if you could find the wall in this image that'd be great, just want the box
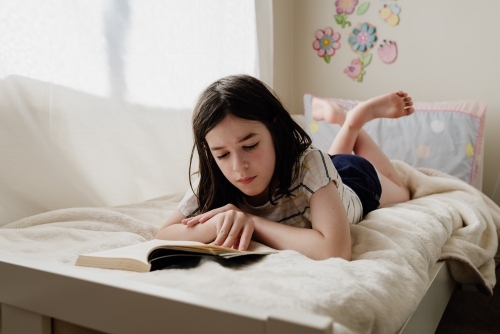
[272,0,294,111]
[273,0,500,205]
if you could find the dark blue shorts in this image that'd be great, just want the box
[330,154,382,217]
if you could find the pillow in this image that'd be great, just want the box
[303,94,487,187]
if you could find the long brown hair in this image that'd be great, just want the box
[189,75,311,214]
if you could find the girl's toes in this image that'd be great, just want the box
[405,106,415,115]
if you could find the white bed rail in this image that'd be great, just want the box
[0,254,332,334]
[398,261,456,334]
[0,255,457,334]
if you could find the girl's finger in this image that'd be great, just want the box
[198,208,222,223]
[183,209,215,226]
[221,215,243,248]
[213,214,232,246]
[198,214,211,223]
[238,223,253,251]
[231,238,240,250]
[221,225,240,248]
[182,215,200,224]
[199,205,237,224]
[182,215,202,226]
[184,219,200,227]
[186,205,237,226]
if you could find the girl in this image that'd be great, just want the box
[155,75,414,261]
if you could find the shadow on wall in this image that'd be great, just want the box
[104,0,130,101]
[0,75,194,225]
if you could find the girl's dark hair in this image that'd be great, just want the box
[189,74,312,214]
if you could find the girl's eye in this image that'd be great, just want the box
[216,152,229,160]
[215,143,258,160]
[243,142,259,151]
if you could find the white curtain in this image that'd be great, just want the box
[0,0,273,224]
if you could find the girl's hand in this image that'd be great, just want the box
[209,210,254,251]
[182,204,241,227]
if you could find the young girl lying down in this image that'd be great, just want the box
[155,75,414,260]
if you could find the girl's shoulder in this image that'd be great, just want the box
[299,146,331,166]
[297,146,336,179]
[295,146,338,198]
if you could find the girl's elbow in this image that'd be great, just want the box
[340,250,352,261]
[339,247,352,261]
[329,251,351,261]
[320,246,351,261]
[154,228,164,239]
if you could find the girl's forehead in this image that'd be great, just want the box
[216,115,264,130]
[205,115,268,143]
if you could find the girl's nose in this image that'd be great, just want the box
[233,154,249,172]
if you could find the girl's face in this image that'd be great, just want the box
[205,115,276,206]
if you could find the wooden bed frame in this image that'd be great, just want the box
[0,116,483,334]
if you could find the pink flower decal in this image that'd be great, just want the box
[378,40,398,64]
[335,0,359,15]
[334,0,358,27]
[312,28,341,64]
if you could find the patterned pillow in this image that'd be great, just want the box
[303,94,487,186]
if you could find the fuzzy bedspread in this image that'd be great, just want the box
[1,161,499,334]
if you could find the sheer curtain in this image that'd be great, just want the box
[0,0,273,224]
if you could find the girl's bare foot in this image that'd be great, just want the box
[311,97,348,125]
[346,91,414,128]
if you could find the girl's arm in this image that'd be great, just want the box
[154,209,218,244]
[168,181,351,259]
[155,207,255,250]
[252,181,352,261]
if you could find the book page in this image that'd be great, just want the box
[76,239,278,271]
[79,239,209,263]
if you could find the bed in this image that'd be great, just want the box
[0,78,499,334]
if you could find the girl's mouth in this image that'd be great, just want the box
[238,176,256,184]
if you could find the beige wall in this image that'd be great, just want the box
[272,0,294,111]
[273,0,500,205]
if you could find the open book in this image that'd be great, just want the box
[75,239,277,272]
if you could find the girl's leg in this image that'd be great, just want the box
[311,92,414,206]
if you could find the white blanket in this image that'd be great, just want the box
[1,161,499,334]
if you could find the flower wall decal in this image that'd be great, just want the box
[336,0,358,14]
[378,40,398,64]
[334,0,358,28]
[312,27,341,63]
[348,22,377,53]
[312,1,403,82]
